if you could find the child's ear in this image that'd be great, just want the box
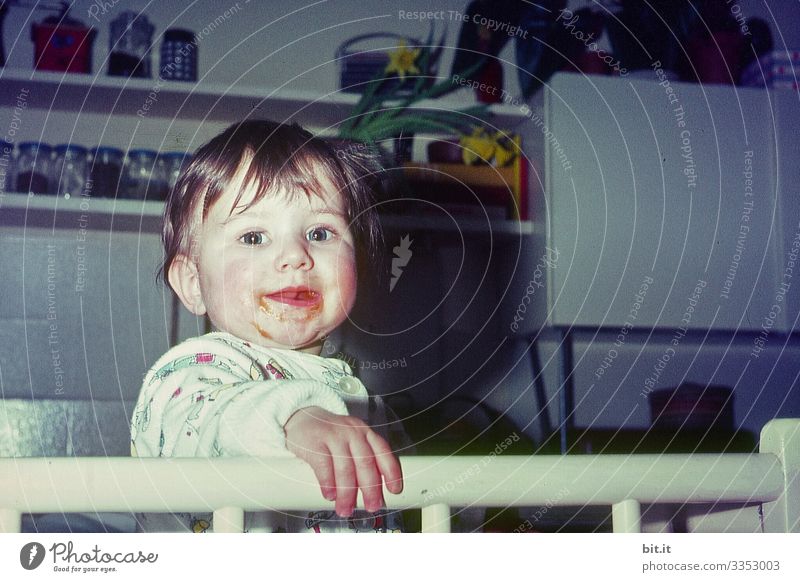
[168,254,207,316]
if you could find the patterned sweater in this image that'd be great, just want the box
[131,332,405,532]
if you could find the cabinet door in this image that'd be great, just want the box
[546,73,786,332]
[0,224,172,401]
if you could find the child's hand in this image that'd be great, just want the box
[284,406,403,517]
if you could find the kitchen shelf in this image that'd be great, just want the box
[0,191,163,217]
[0,192,534,236]
[0,69,537,235]
[0,68,529,128]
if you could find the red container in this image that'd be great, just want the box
[649,383,734,431]
[32,14,95,73]
[687,31,745,85]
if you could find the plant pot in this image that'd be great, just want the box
[427,138,463,164]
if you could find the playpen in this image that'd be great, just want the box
[0,418,797,533]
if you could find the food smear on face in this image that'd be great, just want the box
[253,322,273,339]
[256,289,323,325]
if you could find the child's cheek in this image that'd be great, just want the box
[223,258,257,302]
[336,246,358,312]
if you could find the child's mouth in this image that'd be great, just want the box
[253,288,324,340]
[262,287,321,307]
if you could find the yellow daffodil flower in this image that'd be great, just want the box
[460,128,496,165]
[385,40,421,79]
[493,132,518,167]
[460,128,518,166]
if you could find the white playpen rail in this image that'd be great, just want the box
[1,419,798,533]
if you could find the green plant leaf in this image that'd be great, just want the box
[420,56,489,101]
[361,111,476,141]
[339,30,494,142]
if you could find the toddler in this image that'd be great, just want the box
[130,120,404,532]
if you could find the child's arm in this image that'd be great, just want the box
[284,407,403,517]
[133,368,348,458]
[131,341,403,515]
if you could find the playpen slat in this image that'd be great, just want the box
[421,504,451,533]
[759,418,800,532]
[0,454,785,514]
[213,507,245,533]
[0,508,22,533]
[612,499,641,533]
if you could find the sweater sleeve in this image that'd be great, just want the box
[131,342,350,458]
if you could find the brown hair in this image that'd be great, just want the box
[160,119,384,284]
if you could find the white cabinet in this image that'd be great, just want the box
[513,73,800,440]
[545,73,800,333]
[0,229,170,400]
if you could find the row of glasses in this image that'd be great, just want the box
[7,142,190,200]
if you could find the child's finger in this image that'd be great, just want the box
[307,447,337,501]
[329,442,358,517]
[367,430,403,494]
[348,437,385,513]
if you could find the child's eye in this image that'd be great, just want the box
[306,227,335,243]
[239,231,267,245]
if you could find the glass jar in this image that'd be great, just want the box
[0,140,13,195]
[53,144,88,199]
[108,11,154,78]
[148,152,170,201]
[16,142,53,194]
[89,146,124,198]
[122,149,158,200]
[157,151,191,198]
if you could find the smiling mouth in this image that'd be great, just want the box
[263,288,321,307]
[256,288,323,327]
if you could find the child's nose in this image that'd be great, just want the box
[275,238,313,271]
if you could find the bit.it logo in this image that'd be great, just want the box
[390,234,413,292]
[20,542,46,570]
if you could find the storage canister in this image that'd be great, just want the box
[0,140,13,195]
[122,149,158,200]
[158,151,191,197]
[160,29,197,81]
[89,146,124,198]
[16,142,52,194]
[108,11,154,78]
[53,144,89,199]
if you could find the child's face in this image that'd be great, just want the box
[174,164,357,354]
